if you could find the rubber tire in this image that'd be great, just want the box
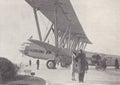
[46,60,56,69]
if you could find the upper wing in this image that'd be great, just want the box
[25,0,91,44]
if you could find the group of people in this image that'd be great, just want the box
[71,49,88,83]
[29,59,40,70]
[95,58,107,70]
[95,57,119,71]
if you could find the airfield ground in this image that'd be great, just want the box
[19,60,120,85]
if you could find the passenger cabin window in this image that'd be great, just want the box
[29,49,44,54]
[46,51,51,54]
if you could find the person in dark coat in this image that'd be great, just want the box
[29,59,31,66]
[75,50,88,83]
[115,58,119,70]
[36,59,40,70]
[101,58,107,70]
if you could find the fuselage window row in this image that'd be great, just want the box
[26,49,51,54]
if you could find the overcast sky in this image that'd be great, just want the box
[0,0,120,63]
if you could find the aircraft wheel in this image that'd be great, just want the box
[46,60,56,69]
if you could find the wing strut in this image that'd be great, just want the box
[60,25,70,46]
[54,3,58,48]
[84,43,87,50]
[44,24,53,42]
[33,8,42,41]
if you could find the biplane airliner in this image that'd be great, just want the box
[19,0,114,69]
[20,41,119,69]
[20,0,120,69]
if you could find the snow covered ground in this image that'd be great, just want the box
[19,60,120,85]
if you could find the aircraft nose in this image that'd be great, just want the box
[19,49,28,55]
[19,49,24,54]
[20,42,30,55]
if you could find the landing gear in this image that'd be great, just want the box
[60,56,72,68]
[46,60,56,69]
[60,63,70,68]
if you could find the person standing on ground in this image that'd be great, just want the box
[115,58,119,70]
[102,58,107,70]
[75,50,88,83]
[36,59,40,70]
[71,52,77,81]
[29,59,31,66]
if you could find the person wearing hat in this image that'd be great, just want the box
[75,50,88,83]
